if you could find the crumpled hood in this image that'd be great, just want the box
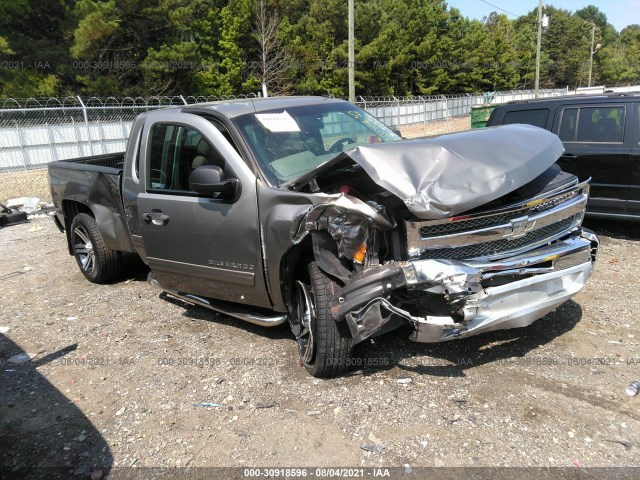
[343,124,565,220]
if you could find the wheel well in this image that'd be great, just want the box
[280,237,313,315]
[62,200,94,255]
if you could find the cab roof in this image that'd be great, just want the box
[181,96,349,118]
[505,91,640,106]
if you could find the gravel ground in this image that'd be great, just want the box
[1,216,639,478]
[0,169,51,204]
[400,117,470,138]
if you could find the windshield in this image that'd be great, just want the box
[232,102,401,185]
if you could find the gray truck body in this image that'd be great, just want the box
[48,96,599,353]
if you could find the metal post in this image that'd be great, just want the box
[348,0,355,103]
[76,96,94,156]
[13,120,28,171]
[534,0,543,98]
[97,119,105,155]
[588,23,596,87]
[71,117,81,157]
[45,122,59,162]
[120,117,128,144]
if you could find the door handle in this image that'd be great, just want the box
[560,153,577,162]
[143,212,169,226]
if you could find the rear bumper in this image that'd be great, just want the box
[334,228,598,344]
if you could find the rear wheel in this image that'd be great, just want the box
[291,262,353,378]
[70,213,122,283]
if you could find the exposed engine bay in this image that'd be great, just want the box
[286,125,599,344]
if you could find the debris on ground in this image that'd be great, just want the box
[625,381,640,397]
[0,203,28,227]
[6,352,37,364]
[6,197,41,213]
[360,442,385,454]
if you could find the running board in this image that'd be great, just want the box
[148,273,288,327]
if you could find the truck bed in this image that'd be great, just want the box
[48,151,135,254]
[48,152,125,173]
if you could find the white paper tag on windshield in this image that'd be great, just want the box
[255,111,300,132]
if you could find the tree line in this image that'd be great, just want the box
[0,0,638,98]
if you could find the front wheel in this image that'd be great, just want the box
[291,262,353,378]
[70,213,122,284]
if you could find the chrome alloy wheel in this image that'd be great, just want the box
[72,226,95,273]
[294,280,316,365]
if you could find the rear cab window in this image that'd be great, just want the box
[501,108,549,128]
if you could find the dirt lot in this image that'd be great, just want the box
[399,116,470,139]
[0,169,52,205]
[1,213,640,478]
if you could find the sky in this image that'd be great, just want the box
[446,0,640,32]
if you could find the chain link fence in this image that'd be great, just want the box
[0,89,568,203]
[0,95,257,203]
[356,89,568,126]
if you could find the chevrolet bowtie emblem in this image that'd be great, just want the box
[504,216,536,240]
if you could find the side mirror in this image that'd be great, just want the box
[391,128,403,139]
[189,165,240,199]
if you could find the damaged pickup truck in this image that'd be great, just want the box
[48,96,599,377]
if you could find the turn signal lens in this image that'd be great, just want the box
[353,243,367,264]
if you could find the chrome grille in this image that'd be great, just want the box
[418,189,579,238]
[405,180,590,261]
[417,216,578,260]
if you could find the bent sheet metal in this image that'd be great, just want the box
[343,124,565,219]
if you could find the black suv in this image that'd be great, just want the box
[487,93,640,220]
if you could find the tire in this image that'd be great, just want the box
[292,262,353,378]
[70,213,122,284]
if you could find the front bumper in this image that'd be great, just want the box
[334,228,599,344]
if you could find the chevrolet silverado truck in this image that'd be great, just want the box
[48,96,599,378]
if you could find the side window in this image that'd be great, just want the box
[134,128,143,179]
[559,108,578,142]
[320,111,373,147]
[502,109,549,128]
[147,124,223,193]
[560,106,625,143]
